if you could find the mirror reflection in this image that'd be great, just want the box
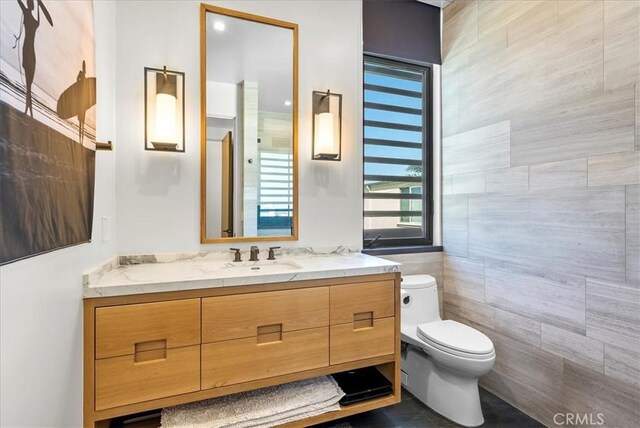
[202,8,296,242]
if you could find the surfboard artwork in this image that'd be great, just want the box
[0,0,97,265]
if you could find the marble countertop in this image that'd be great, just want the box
[83,248,400,298]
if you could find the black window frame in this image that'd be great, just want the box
[363,54,433,250]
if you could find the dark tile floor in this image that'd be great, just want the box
[315,388,544,428]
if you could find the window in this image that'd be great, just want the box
[258,151,293,236]
[363,55,432,248]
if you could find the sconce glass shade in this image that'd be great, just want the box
[312,90,342,161]
[144,67,185,152]
[155,93,177,143]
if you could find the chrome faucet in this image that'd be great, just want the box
[249,246,259,262]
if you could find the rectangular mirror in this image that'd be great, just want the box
[200,4,298,243]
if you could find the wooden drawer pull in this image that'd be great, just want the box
[134,348,167,363]
[134,340,167,362]
[353,312,373,329]
[257,324,282,344]
[135,339,167,353]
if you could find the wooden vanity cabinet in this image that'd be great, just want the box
[83,273,401,427]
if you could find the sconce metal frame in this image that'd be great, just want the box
[144,66,186,152]
[312,89,342,161]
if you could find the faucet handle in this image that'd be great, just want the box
[268,246,281,260]
[230,248,242,262]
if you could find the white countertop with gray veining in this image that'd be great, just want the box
[83,248,399,298]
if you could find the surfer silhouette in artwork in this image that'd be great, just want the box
[15,0,53,117]
[57,60,96,145]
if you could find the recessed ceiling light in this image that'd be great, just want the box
[284,100,292,106]
[213,21,225,32]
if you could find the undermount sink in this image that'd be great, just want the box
[220,260,302,274]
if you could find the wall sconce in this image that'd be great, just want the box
[144,66,185,152]
[312,90,342,161]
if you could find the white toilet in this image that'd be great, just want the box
[400,274,495,427]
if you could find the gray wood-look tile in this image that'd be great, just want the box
[540,0,604,104]
[382,252,443,287]
[588,152,640,187]
[494,307,541,347]
[481,330,564,427]
[530,158,587,190]
[563,360,640,428]
[443,0,478,60]
[466,25,508,74]
[469,187,626,282]
[604,1,640,91]
[443,254,485,301]
[442,73,460,138]
[444,292,495,329]
[485,166,529,193]
[442,49,466,138]
[586,278,640,352]
[452,172,485,194]
[443,121,510,176]
[442,175,453,195]
[604,344,640,388]
[510,87,635,166]
[627,185,639,286]
[507,0,558,48]
[485,259,586,334]
[541,323,604,372]
[636,83,640,150]
[443,1,639,426]
[458,37,513,133]
[443,194,468,255]
[477,0,546,40]
[557,0,601,20]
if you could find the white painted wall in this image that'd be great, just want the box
[114,0,364,253]
[207,81,236,118]
[0,1,117,426]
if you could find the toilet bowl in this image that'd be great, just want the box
[400,275,495,427]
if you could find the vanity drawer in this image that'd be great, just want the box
[330,317,395,365]
[95,345,200,410]
[201,327,329,389]
[95,299,200,359]
[330,280,395,325]
[202,287,329,343]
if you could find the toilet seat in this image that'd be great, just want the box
[417,320,494,359]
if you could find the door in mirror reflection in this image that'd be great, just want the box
[201,5,298,243]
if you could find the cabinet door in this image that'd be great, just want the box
[202,287,329,343]
[95,299,201,359]
[201,327,329,389]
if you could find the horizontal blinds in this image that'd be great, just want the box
[363,56,429,244]
[258,152,293,223]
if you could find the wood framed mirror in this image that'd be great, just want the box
[200,4,298,243]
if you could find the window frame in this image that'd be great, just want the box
[362,54,434,249]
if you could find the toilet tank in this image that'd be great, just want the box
[401,275,441,326]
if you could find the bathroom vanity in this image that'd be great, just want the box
[83,252,401,427]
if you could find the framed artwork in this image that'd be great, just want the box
[0,0,97,265]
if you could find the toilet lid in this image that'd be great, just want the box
[417,320,494,355]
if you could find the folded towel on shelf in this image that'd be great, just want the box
[161,376,345,428]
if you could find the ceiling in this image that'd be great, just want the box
[417,0,453,8]
[205,11,294,115]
